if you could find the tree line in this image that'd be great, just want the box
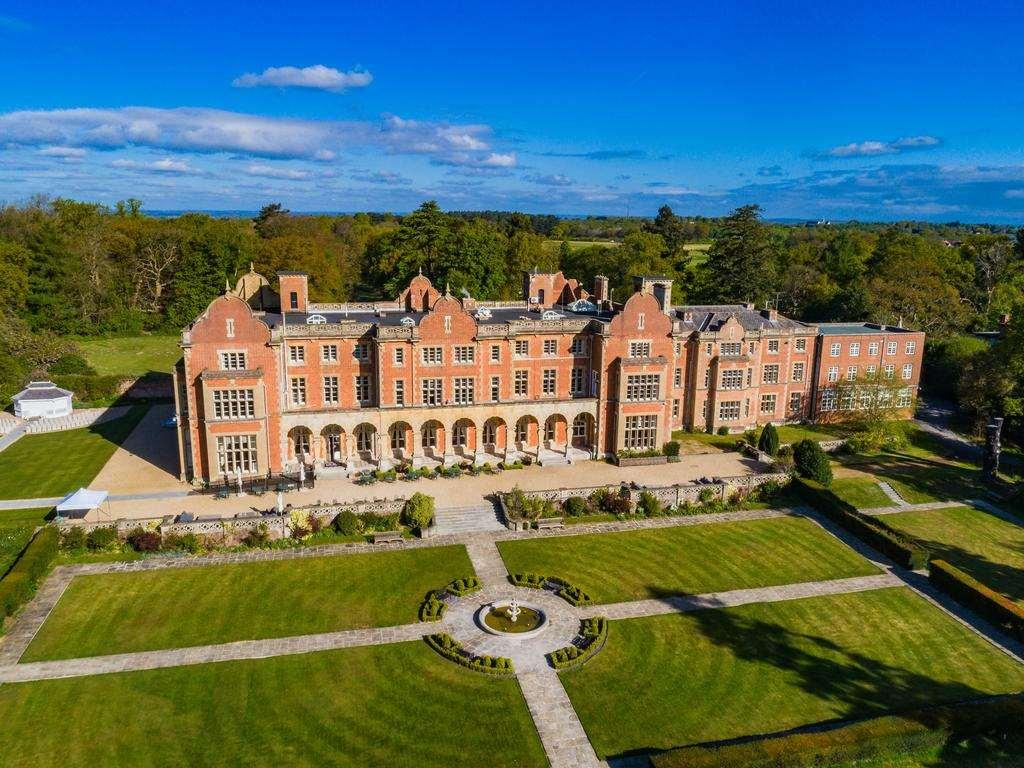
[0,197,1021,433]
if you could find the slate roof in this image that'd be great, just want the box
[12,381,73,402]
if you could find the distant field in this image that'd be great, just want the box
[542,239,621,252]
[75,335,181,377]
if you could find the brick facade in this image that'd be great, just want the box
[173,268,925,482]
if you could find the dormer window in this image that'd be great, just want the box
[400,316,415,327]
[475,307,493,319]
[306,314,327,325]
[541,310,562,320]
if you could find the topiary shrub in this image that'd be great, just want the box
[757,423,780,456]
[562,496,590,518]
[403,492,435,532]
[717,426,730,435]
[793,439,833,486]
[663,440,680,458]
[50,353,96,376]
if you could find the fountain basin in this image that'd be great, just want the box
[476,601,549,639]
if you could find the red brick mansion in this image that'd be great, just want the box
[172,267,924,483]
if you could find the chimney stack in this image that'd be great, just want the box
[593,275,609,303]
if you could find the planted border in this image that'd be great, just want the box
[792,478,929,569]
[0,526,58,621]
[549,616,608,670]
[930,559,1024,641]
[651,695,1024,768]
[424,632,515,676]
[509,572,593,606]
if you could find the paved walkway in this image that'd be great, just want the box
[877,480,908,507]
[859,499,965,516]
[518,667,603,768]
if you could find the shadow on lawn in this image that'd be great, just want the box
[839,450,982,503]
[916,535,1024,605]
[607,597,998,765]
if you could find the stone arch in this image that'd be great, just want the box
[421,419,446,458]
[452,417,476,458]
[320,425,345,464]
[353,423,377,462]
[515,415,539,451]
[288,426,313,462]
[571,413,595,448]
[544,414,568,447]
[481,416,507,453]
[388,421,413,460]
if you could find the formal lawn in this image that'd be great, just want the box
[0,641,548,768]
[0,406,148,500]
[881,505,1024,604]
[561,588,1024,758]
[836,428,983,505]
[496,517,878,604]
[0,507,51,576]
[23,545,474,661]
[75,334,181,377]
[829,478,892,509]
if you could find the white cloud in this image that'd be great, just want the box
[1005,189,1024,199]
[0,106,502,165]
[243,163,311,180]
[350,170,412,185]
[37,146,86,158]
[111,157,197,174]
[232,65,372,92]
[823,135,941,158]
[523,172,573,187]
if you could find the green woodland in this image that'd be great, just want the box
[1,198,1022,437]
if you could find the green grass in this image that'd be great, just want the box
[74,334,181,377]
[0,640,548,768]
[776,424,845,444]
[881,505,1024,605]
[671,430,739,451]
[23,545,474,661]
[829,478,893,509]
[561,588,1024,758]
[0,406,148,500]
[497,516,879,604]
[541,238,621,252]
[0,507,51,576]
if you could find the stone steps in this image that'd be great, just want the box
[433,504,506,534]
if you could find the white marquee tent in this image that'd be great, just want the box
[55,488,109,520]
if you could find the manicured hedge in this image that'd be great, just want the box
[549,616,608,670]
[930,559,1024,642]
[509,573,593,606]
[651,695,1024,768]
[0,526,59,619]
[792,478,929,569]
[418,592,447,622]
[51,374,127,404]
[424,633,515,676]
[446,576,481,596]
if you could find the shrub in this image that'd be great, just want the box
[161,532,202,554]
[360,511,400,532]
[86,526,119,552]
[0,526,59,618]
[651,695,1024,768]
[51,374,125,404]
[930,559,1024,641]
[242,522,270,547]
[793,439,832,486]
[126,528,162,552]
[50,353,96,376]
[549,617,608,669]
[663,440,681,457]
[716,426,730,435]
[556,583,593,606]
[424,633,514,676]
[446,576,481,596]
[403,492,435,532]
[60,526,87,553]
[502,487,558,521]
[333,510,362,536]
[509,572,547,589]
[562,496,590,518]
[697,487,716,504]
[419,592,446,622]
[758,423,780,456]
[638,490,663,517]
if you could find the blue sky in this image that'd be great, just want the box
[2,0,1023,221]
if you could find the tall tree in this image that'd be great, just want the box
[702,205,778,306]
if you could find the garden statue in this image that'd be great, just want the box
[982,417,1003,481]
[507,598,521,624]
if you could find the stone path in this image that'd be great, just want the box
[0,623,426,684]
[462,536,512,587]
[518,667,603,768]
[877,480,909,507]
[860,499,967,516]
[0,567,75,665]
[596,573,904,620]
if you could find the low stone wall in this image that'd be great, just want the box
[500,472,791,527]
[24,405,133,434]
[55,496,408,544]
[613,455,668,467]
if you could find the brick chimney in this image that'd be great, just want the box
[593,275,609,303]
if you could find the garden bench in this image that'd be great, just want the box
[537,517,565,530]
[372,531,404,544]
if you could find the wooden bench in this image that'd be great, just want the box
[537,517,565,531]
[372,531,404,544]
